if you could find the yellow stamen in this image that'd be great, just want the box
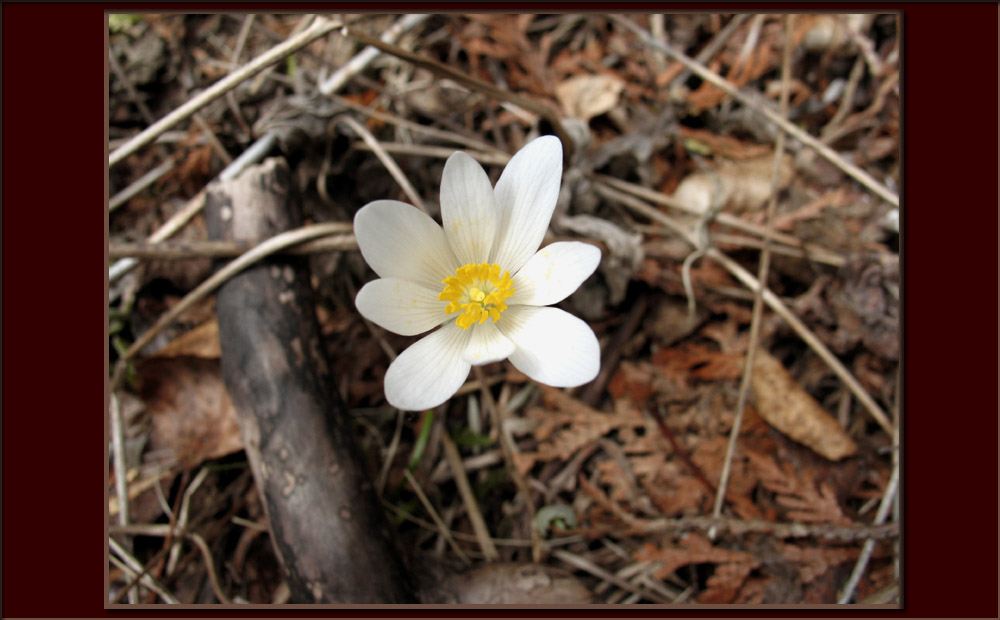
[437,262,516,329]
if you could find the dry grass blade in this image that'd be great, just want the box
[336,115,427,212]
[706,248,892,433]
[441,432,500,562]
[403,469,472,566]
[110,16,342,167]
[473,366,544,563]
[596,175,846,267]
[710,14,795,536]
[605,181,892,433]
[550,549,673,604]
[109,537,180,604]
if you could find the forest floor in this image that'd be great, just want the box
[108,13,900,605]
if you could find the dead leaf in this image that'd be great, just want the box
[698,561,755,604]
[751,351,857,460]
[747,451,851,525]
[671,154,794,214]
[138,356,243,468]
[555,74,625,121]
[635,532,758,581]
[679,128,772,160]
[781,544,859,583]
[148,319,220,359]
[513,387,647,476]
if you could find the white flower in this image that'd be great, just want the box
[354,136,601,411]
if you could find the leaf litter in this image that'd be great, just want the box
[109,13,900,605]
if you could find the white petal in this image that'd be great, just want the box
[384,325,472,411]
[355,278,448,337]
[440,151,498,265]
[509,242,601,307]
[463,320,516,365]
[498,306,600,387]
[490,136,563,274]
[354,200,459,291]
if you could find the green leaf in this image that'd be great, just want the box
[109,14,142,33]
[452,426,494,449]
[406,410,434,472]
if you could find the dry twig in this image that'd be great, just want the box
[611,15,899,207]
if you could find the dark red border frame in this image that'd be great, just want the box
[2,2,996,618]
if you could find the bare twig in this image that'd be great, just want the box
[122,222,348,360]
[838,463,900,603]
[191,113,234,165]
[109,231,355,259]
[353,141,510,166]
[320,13,429,94]
[339,24,574,160]
[821,56,866,142]
[109,524,233,604]
[667,13,752,90]
[611,15,899,207]
[110,16,341,167]
[109,47,155,125]
[330,94,506,156]
[706,248,892,433]
[710,14,795,538]
[109,130,278,287]
[635,515,899,542]
[109,537,180,604]
[109,158,176,213]
[166,467,209,575]
[336,115,426,212]
[595,175,846,267]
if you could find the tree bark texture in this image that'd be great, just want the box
[203,158,416,603]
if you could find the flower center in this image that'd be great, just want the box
[438,262,516,329]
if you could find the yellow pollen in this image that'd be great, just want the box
[438,262,515,329]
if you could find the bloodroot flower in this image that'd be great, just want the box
[354,136,600,411]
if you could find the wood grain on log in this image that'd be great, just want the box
[204,158,416,603]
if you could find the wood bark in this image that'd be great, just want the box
[203,158,416,603]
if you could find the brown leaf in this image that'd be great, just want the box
[634,532,758,581]
[514,388,647,475]
[698,562,755,604]
[747,451,851,525]
[781,544,859,583]
[555,74,625,121]
[751,351,857,460]
[671,154,794,215]
[148,319,220,359]
[679,128,773,160]
[138,356,243,468]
